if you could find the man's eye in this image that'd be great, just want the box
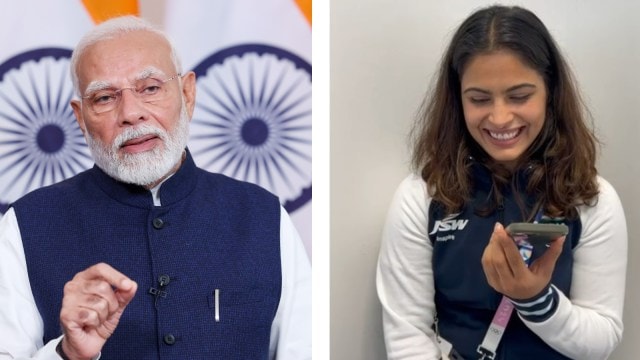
[140,85,161,95]
[92,94,117,104]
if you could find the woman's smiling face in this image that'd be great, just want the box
[460,50,547,170]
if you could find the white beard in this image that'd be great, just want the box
[85,106,190,187]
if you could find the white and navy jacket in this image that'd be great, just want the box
[377,165,627,360]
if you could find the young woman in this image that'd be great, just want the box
[376,5,627,360]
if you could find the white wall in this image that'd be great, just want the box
[331,1,640,359]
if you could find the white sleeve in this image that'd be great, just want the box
[0,208,63,360]
[520,176,627,359]
[376,174,441,360]
[269,206,311,360]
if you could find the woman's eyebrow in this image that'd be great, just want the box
[462,83,537,94]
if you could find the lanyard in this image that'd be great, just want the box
[476,213,540,359]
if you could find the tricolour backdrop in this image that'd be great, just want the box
[165,0,312,258]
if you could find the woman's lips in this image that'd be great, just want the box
[484,127,523,147]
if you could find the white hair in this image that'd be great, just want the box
[70,15,183,96]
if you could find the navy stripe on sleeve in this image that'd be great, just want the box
[509,285,559,322]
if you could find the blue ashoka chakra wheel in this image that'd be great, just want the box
[189,44,312,213]
[0,48,93,214]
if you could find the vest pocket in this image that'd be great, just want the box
[207,287,279,328]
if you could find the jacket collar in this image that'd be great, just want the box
[89,148,199,208]
[469,157,535,192]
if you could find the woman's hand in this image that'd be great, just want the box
[481,222,565,300]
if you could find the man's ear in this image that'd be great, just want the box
[181,71,197,120]
[70,100,86,134]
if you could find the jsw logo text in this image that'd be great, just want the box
[429,218,469,235]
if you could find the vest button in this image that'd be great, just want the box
[158,274,170,286]
[164,334,176,345]
[152,218,164,229]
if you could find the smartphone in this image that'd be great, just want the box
[505,222,568,246]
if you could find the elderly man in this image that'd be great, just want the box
[0,16,310,360]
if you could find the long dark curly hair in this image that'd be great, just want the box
[411,5,599,219]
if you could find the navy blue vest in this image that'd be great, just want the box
[13,151,281,359]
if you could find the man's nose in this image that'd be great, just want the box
[117,88,148,126]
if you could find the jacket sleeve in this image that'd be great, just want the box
[520,176,627,359]
[376,174,441,360]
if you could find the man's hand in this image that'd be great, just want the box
[481,222,564,300]
[59,263,137,360]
